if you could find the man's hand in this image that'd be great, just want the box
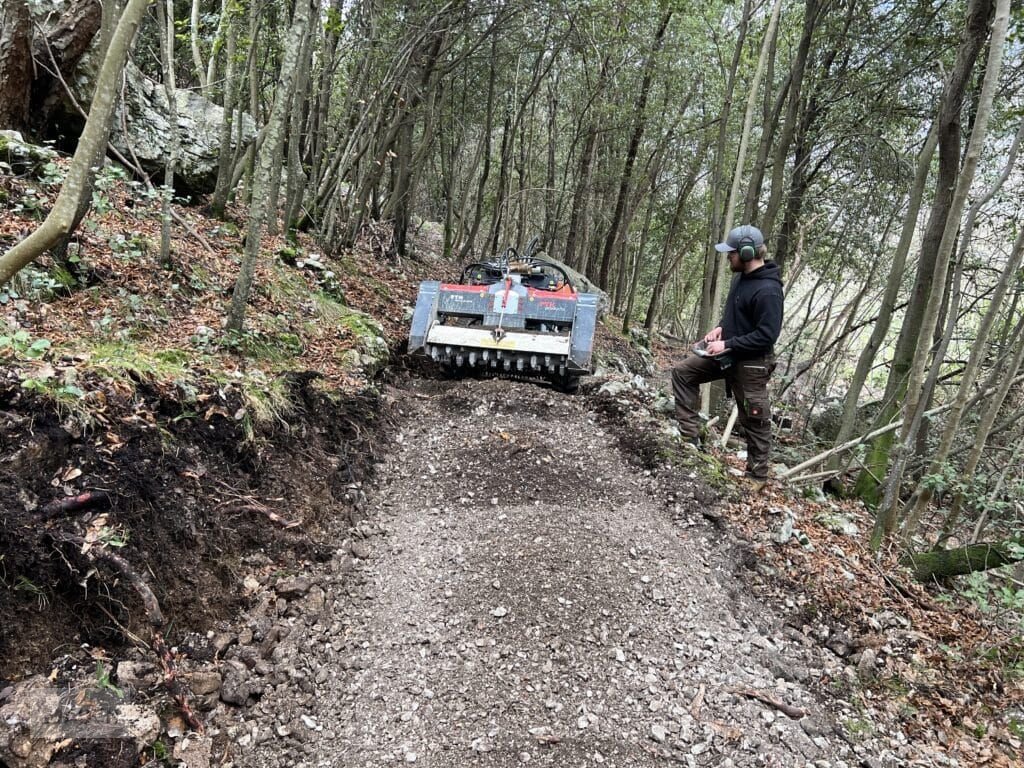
[704,327,722,344]
[705,340,728,356]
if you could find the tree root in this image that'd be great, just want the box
[56,533,206,733]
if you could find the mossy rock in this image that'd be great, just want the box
[0,131,58,178]
[339,308,389,376]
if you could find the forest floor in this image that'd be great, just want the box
[0,162,1022,767]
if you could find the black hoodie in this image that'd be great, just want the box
[721,261,784,359]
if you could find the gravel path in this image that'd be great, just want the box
[238,376,855,767]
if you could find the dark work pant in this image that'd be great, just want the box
[671,353,776,476]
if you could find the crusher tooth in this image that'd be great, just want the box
[408,237,600,393]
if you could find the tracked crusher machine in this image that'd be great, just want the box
[408,238,601,393]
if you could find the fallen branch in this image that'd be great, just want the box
[901,540,1023,581]
[729,687,806,719]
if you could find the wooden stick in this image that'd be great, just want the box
[729,687,806,719]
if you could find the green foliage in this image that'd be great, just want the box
[87,341,195,388]
[109,233,151,260]
[92,164,129,215]
[920,463,957,495]
[12,188,46,220]
[0,329,51,359]
[220,328,304,362]
[94,661,125,699]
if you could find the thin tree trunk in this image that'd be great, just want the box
[597,10,672,291]
[189,0,208,95]
[828,125,939,473]
[699,0,751,333]
[457,38,497,261]
[158,0,179,268]
[285,22,315,237]
[226,0,312,332]
[857,0,995,504]
[644,133,706,331]
[761,0,822,239]
[0,0,151,288]
[703,0,783,417]
[936,295,1024,541]
[211,10,239,216]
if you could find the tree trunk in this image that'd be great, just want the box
[760,0,822,239]
[702,0,783,418]
[871,0,1008,548]
[211,9,239,216]
[938,316,1024,541]
[0,0,32,131]
[457,38,497,261]
[644,132,706,331]
[189,0,208,95]
[226,0,312,333]
[828,125,938,473]
[699,0,750,333]
[857,0,995,505]
[901,124,1024,535]
[285,22,315,238]
[0,0,150,288]
[158,0,179,268]
[563,106,600,270]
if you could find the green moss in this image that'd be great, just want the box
[842,717,875,739]
[223,329,304,364]
[87,341,194,384]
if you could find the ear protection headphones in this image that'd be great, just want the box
[737,234,757,263]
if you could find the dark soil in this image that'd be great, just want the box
[0,371,388,681]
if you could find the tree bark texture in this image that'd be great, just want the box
[0,0,32,131]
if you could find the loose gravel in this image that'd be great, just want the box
[235,376,856,767]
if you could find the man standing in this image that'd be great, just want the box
[671,224,784,479]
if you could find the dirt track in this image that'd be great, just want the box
[234,375,855,768]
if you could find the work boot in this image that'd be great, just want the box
[684,435,704,452]
[746,447,769,479]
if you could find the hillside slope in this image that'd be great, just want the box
[0,165,1021,767]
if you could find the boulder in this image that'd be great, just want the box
[109,63,256,196]
[0,675,159,767]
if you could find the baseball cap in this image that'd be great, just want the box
[715,224,765,253]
